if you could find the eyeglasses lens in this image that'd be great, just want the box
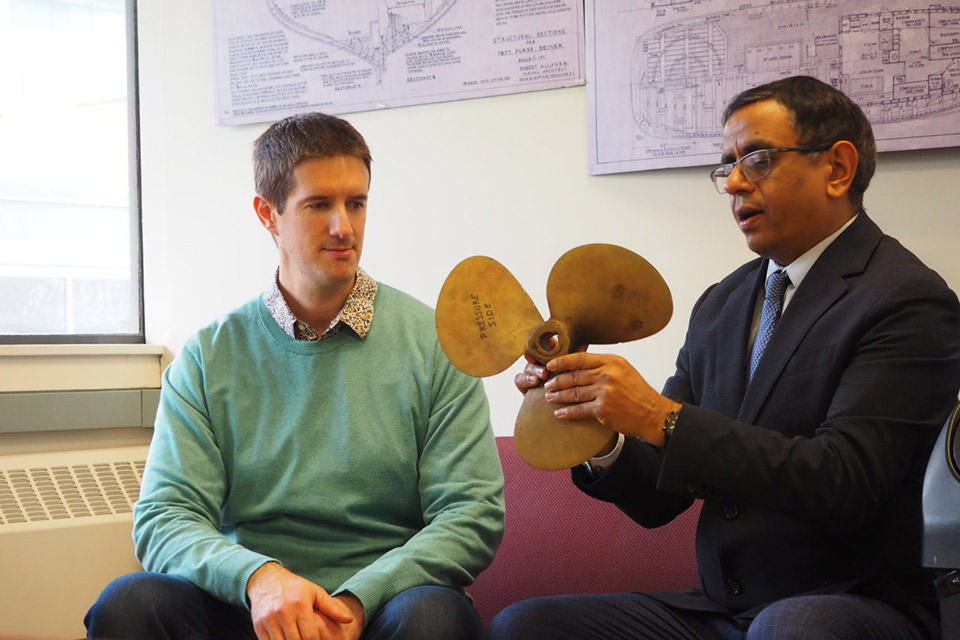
[712,171,727,194]
[742,150,773,181]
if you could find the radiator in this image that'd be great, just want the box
[0,445,148,638]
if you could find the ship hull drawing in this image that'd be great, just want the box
[266,0,458,82]
[632,1,960,139]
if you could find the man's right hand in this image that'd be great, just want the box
[247,562,355,640]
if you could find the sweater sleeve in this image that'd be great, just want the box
[333,343,506,617]
[133,343,277,606]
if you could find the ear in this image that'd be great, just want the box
[825,140,858,201]
[254,195,280,234]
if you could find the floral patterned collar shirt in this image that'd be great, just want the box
[263,267,377,341]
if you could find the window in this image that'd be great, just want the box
[0,0,142,343]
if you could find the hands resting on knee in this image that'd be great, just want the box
[247,562,365,640]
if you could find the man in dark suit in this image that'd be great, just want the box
[485,76,960,639]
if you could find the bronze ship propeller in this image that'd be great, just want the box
[436,244,673,470]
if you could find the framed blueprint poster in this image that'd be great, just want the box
[587,0,960,174]
[212,0,585,126]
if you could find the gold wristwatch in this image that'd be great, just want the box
[662,406,681,443]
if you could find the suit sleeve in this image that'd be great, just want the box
[657,274,960,532]
[571,285,716,527]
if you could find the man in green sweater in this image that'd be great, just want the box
[85,113,506,640]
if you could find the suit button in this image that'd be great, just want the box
[685,482,701,495]
[726,579,742,595]
[723,504,739,520]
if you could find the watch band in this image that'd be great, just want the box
[662,406,681,443]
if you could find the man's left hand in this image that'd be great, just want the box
[316,593,365,640]
[543,352,680,446]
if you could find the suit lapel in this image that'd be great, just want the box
[738,273,846,422]
[737,213,883,423]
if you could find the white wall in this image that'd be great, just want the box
[138,0,960,437]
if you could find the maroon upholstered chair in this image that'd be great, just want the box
[467,436,701,626]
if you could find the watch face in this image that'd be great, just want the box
[663,410,680,442]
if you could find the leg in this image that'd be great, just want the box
[85,572,257,640]
[746,594,928,640]
[362,585,482,640]
[484,593,743,640]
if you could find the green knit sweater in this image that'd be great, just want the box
[133,283,505,617]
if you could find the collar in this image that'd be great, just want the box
[263,267,377,341]
[767,213,858,308]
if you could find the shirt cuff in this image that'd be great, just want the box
[581,432,625,477]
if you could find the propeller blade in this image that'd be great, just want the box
[545,244,672,348]
[436,256,543,377]
[515,387,615,470]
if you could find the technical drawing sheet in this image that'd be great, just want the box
[212,0,585,126]
[586,0,960,175]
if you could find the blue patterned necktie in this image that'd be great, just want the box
[750,269,790,380]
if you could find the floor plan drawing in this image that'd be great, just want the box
[588,0,960,174]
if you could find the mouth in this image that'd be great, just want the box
[322,245,355,257]
[735,206,763,226]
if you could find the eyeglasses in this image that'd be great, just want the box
[710,146,832,194]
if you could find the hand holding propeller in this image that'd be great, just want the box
[436,244,672,469]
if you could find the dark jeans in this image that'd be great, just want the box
[483,591,930,640]
[86,572,481,640]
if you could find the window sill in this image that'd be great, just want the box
[0,344,166,392]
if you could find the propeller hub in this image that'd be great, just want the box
[526,319,573,364]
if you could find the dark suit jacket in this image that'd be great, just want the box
[574,213,960,630]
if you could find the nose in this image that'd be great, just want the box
[328,204,353,238]
[724,163,753,195]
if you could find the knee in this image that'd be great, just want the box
[369,586,481,640]
[87,573,155,623]
[85,572,194,638]
[746,597,822,640]
[88,572,179,615]
[747,594,923,640]
[485,598,565,640]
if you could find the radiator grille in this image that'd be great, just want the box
[0,455,145,526]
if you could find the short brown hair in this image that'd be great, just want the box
[253,112,372,213]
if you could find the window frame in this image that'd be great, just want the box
[0,0,144,345]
